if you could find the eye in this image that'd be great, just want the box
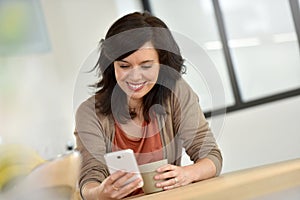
[115,61,130,69]
[119,65,129,68]
[141,65,152,69]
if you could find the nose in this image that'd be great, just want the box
[129,66,142,81]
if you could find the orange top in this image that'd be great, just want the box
[113,117,163,195]
[113,118,163,164]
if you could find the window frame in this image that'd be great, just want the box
[142,0,300,118]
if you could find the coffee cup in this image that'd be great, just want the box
[138,159,168,194]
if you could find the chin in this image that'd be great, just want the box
[129,93,145,100]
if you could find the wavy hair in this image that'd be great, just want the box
[93,12,185,123]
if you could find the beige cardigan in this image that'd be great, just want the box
[74,78,223,191]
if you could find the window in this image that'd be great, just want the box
[220,0,300,101]
[148,0,234,112]
[144,0,300,115]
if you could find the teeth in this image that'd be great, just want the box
[128,83,144,89]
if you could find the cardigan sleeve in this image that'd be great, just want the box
[74,97,110,191]
[172,78,223,176]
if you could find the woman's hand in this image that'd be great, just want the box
[83,170,143,200]
[99,170,143,199]
[153,164,195,190]
[153,158,217,190]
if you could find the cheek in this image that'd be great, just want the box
[147,69,159,82]
[114,68,126,82]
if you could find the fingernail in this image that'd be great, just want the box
[156,183,161,187]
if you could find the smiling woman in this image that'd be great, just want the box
[114,41,160,104]
[74,11,222,200]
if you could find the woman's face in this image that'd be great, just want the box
[114,41,160,101]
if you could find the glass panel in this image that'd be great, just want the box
[149,0,234,112]
[220,0,300,101]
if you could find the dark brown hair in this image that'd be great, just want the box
[93,12,185,123]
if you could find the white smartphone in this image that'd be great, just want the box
[104,149,144,187]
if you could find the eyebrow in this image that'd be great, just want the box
[118,60,154,64]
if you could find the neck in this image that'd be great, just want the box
[128,98,143,119]
[128,98,142,110]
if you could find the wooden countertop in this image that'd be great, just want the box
[131,158,300,200]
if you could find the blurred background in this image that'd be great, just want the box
[0,0,299,173]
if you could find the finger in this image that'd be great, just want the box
[106,170,126,185]
[157,164,176,173]
[156,177,178,188]
[155,170,177,181]
[117,176,143,199]
[105,173,136,199]
[163,183,178,190]
[113,172,136,188]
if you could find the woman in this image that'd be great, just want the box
[75,12,222,200]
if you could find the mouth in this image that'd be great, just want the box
[127,82,146,91]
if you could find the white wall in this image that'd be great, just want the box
[217,95,300,173]
[1,1,299,173]
[0,0,121,158]
[181,95,300,173]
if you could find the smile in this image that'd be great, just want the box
[127,82,146,91]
